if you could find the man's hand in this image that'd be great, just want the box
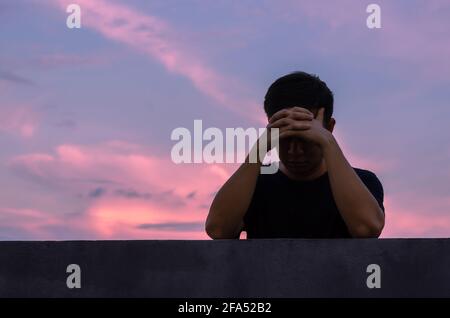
[267,107,333,148]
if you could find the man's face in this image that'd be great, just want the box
[278,136,323,174]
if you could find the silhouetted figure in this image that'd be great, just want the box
[206,71,385,239]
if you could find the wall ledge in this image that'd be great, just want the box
[0,239,449,297]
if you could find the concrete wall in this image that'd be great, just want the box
[0,239,449,297]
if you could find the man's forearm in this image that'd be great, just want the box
[205,156,262,239]
[322,135,385,237]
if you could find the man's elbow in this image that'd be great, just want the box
[205,220,239,239]
[351,217,385,238]
[205,222,224,239]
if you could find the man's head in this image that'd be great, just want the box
[264,71,336,175]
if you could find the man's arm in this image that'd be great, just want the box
[205,155,262,239]
[322,135,385,237]
[269,107,385,238]
[206,111,313,239]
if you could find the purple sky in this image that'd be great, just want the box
[1,0,450,239]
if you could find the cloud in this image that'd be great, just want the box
[85,198,208,239]
[115,189,152,200]
[5,138,450,239]
[283,0,450,77]
[7,140,233,239]
[0,105,39,137]
[381,195,450,237]
[0,70,35,86]
[46,0,265,123]
[137,221,204,232]
[0,207,62,240]
[114,188,152,200]
[88,187,106,198]
[88,187,154,200]
[186,191,196,199]
[0,204,208,240]
[9,140,232,196]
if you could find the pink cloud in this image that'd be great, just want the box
[382,195,450,237]
[86,198,208,239]
[0,203,208,240]
[287,1,450,77]
[6,139,450,238]
[46,0,265,124]
[0,207,61,239]
[9,140,235,239]
[0,105,39,138]
[10,141,232,192]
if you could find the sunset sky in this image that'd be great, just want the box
[1,0,450,240]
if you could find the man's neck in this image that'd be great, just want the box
[279,159,327,181]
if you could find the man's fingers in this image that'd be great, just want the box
[289,112,314,122]
[268,109,290,124]
[269,107,313,124]
[268,118,312,130]
[268,113,312,128]
[291,107,314,116]
[289,121,312,130]
[268,117,292,128]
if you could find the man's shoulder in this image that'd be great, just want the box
[353,167,384,187]
[353,167,379,178]
[353,167,385,211]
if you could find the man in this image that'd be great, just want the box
[205,71,385,239]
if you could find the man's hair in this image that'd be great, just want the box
[264,71,334,123]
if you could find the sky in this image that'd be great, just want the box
[1,0,450,240]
